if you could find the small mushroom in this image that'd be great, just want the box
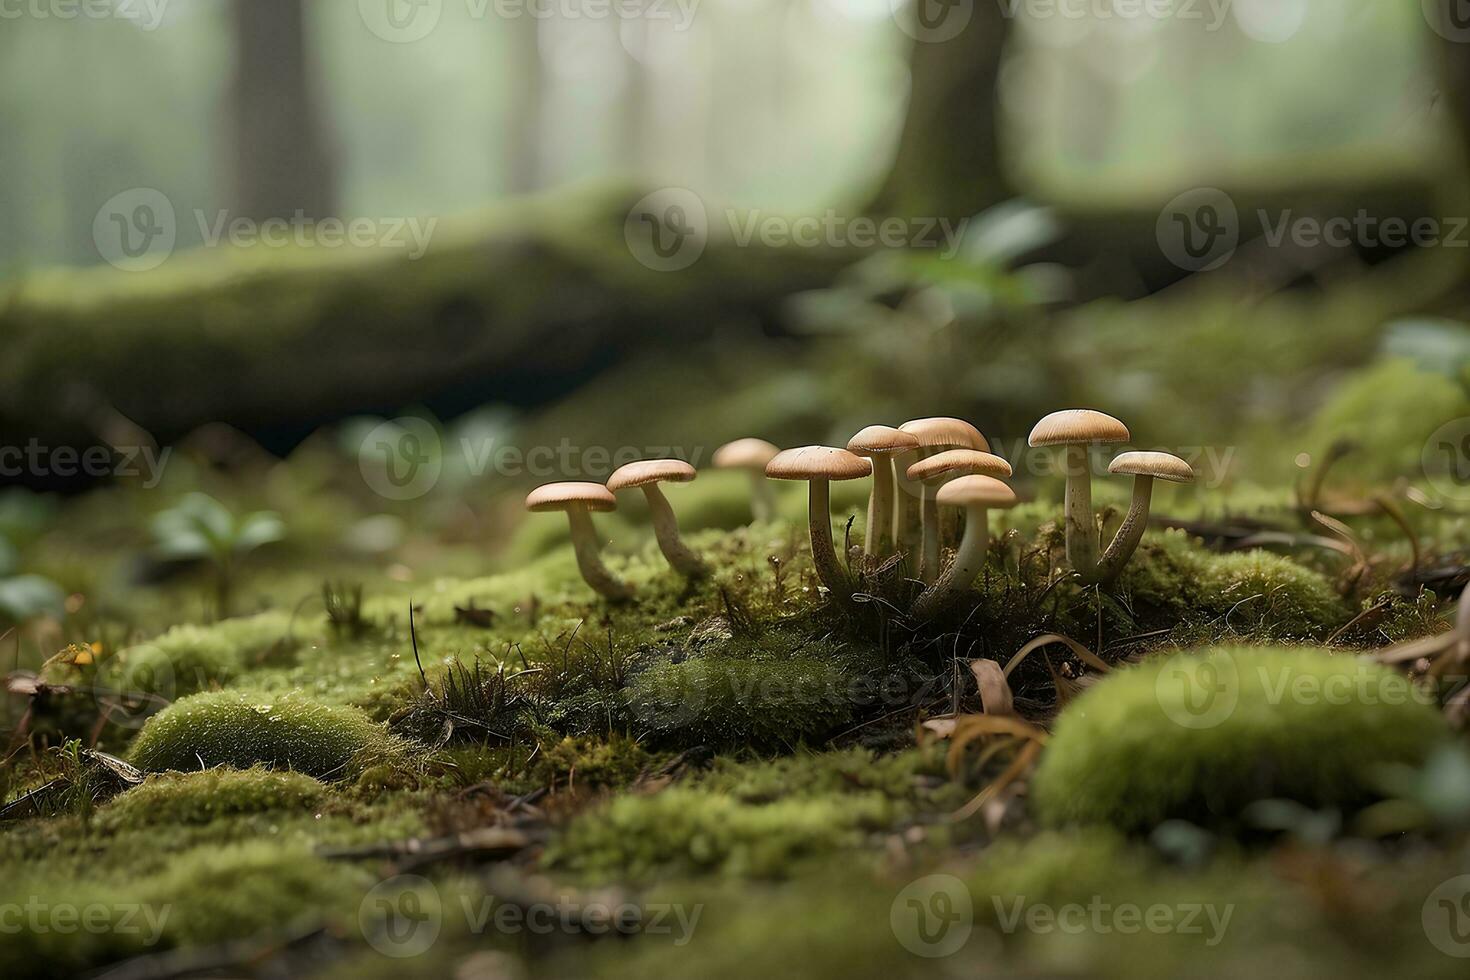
[1027,409,1130,584]
[712,438,782,523]
[1094,451,1195,583]
[765,446,872,601]
[607,459,709,578]
[906,450,1013,584]
[524,482,632,602]
[846,425,921,559]
[912,475,1018,619]
[895,418,988,565]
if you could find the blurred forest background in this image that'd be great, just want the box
[2,0,1470,499]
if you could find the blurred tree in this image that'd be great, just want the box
[505,17,544,194]
[229,0,338,220]
[868,3,1013,221]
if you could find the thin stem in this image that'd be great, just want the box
[748,473,777,523]
[913,506,988,619]
[566,506,633,601]
[807,479,852,601]
[893,448,922,556]
[1096,476,1154,584]
[866,456,895,557]
[642,484,708,577]
[920,482,941,584]
[1064,443,1101,583]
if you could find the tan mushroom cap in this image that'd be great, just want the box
[907,449,1013,483]
[936,475,1018,509]
[846,424,921,457]
[900,417,989,451]
[765,446,872,482]
[1028,409,1129,448]
[607,459,697,491]
[526,482,618,513]
[1108,451,1195,484]
[712,438,780,470]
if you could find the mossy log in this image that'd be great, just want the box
[0,185,851,457]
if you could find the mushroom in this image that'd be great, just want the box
[912,475,1018,619]
[607,459,708,578]
[1027,410,1130,584]
[894,418,988,565]
[524,482,633,602]
[846,425,920,559]
[765,446,872,601]
[906,450,1013,584]
[1094,451,1195,583]
[712,438,782,523]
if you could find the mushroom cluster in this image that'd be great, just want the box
[522,409,1195,610]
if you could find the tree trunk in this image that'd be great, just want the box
[229,0,338,221]
[867,4,1013,221]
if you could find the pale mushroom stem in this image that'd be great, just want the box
[893,448,924,558]
[565,506,633,601]
[807,478,853,601]
[920,483,942,584]
[865,456,896,557]
[1095,475,1154,584]
[1064,443,1102,583]
[640,484,708,578]
[1456,580,1470,665]
[913,505,989,619]
[748,473,778,523]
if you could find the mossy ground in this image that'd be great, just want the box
[2,460,1467,978]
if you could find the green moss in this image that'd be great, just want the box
[101,612,297,697]
[1031,646,1447,831]
[546,787,891,880]
[624,641,860,750]
[128,691,397,779]
[99,768,326,829]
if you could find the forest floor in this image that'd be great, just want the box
[2,436,1469,979]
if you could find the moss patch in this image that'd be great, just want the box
[99,768,326,829]
[128,691,397,779]
[1031,646,1447,831]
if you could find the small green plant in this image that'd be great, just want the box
[151,493,285,617]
